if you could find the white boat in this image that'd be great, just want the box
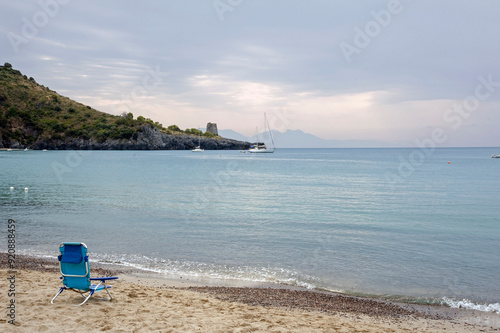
[192,130,204,152]
[492,154,500,158]
[248,143,275,153]
[249,113,276,153]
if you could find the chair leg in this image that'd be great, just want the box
[51,287,65,304]
[76,290,95,306]
[93,281,113,301]
[55,282,114,306]
[100,284,113,301]
[76,280,103,306]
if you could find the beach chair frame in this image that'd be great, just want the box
[51,242,118,306]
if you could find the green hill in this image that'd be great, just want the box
[0,63,248,150]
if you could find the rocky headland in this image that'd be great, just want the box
[10,125,250,150]
[0,63,250,150]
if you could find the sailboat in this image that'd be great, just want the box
[249,113,276,153]
[192,130,204,152]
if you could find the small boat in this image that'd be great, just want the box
[192,130,204,152]
[492,154,500,158]
[249,113,276,153]
[248,142,275,153]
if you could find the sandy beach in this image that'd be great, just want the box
[1,254,499,332]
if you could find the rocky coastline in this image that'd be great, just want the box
[3,125,250,150]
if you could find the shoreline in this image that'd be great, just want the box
[17,253,500,314]
[116,267,500,329]
[1,253,499,332]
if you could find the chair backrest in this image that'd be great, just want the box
[58,242,91,291]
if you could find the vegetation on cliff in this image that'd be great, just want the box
[0,63,241,150]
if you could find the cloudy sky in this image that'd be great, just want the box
[1,0,499,146]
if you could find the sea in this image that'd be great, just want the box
[1,147,499,313]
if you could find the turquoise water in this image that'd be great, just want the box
[1,148,499,312]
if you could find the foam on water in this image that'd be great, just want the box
[91,252,320,290]
[442,297,500,314]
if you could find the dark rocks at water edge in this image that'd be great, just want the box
[8,125,251,150]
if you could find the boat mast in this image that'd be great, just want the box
[264,113,275,149]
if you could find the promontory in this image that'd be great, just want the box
[0,63,250,150]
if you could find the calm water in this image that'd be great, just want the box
[1,148,499,312]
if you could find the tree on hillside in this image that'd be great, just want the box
[168,125,181,132]
[121,112,133,120]
[185,128,202,135]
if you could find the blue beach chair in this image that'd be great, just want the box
[51,242,118,306]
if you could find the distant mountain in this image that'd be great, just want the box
[217,129,250,142]
[218,128,394,148]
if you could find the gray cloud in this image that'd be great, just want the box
[1,0,499,146]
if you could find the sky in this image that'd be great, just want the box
[1,0,500,147]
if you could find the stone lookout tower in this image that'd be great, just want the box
[206,122,218,136]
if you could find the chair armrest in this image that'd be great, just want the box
[90,277,118,281]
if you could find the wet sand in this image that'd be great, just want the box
[1,254,499,332]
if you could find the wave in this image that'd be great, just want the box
[442,297,500,314]
[92,252,323,290]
